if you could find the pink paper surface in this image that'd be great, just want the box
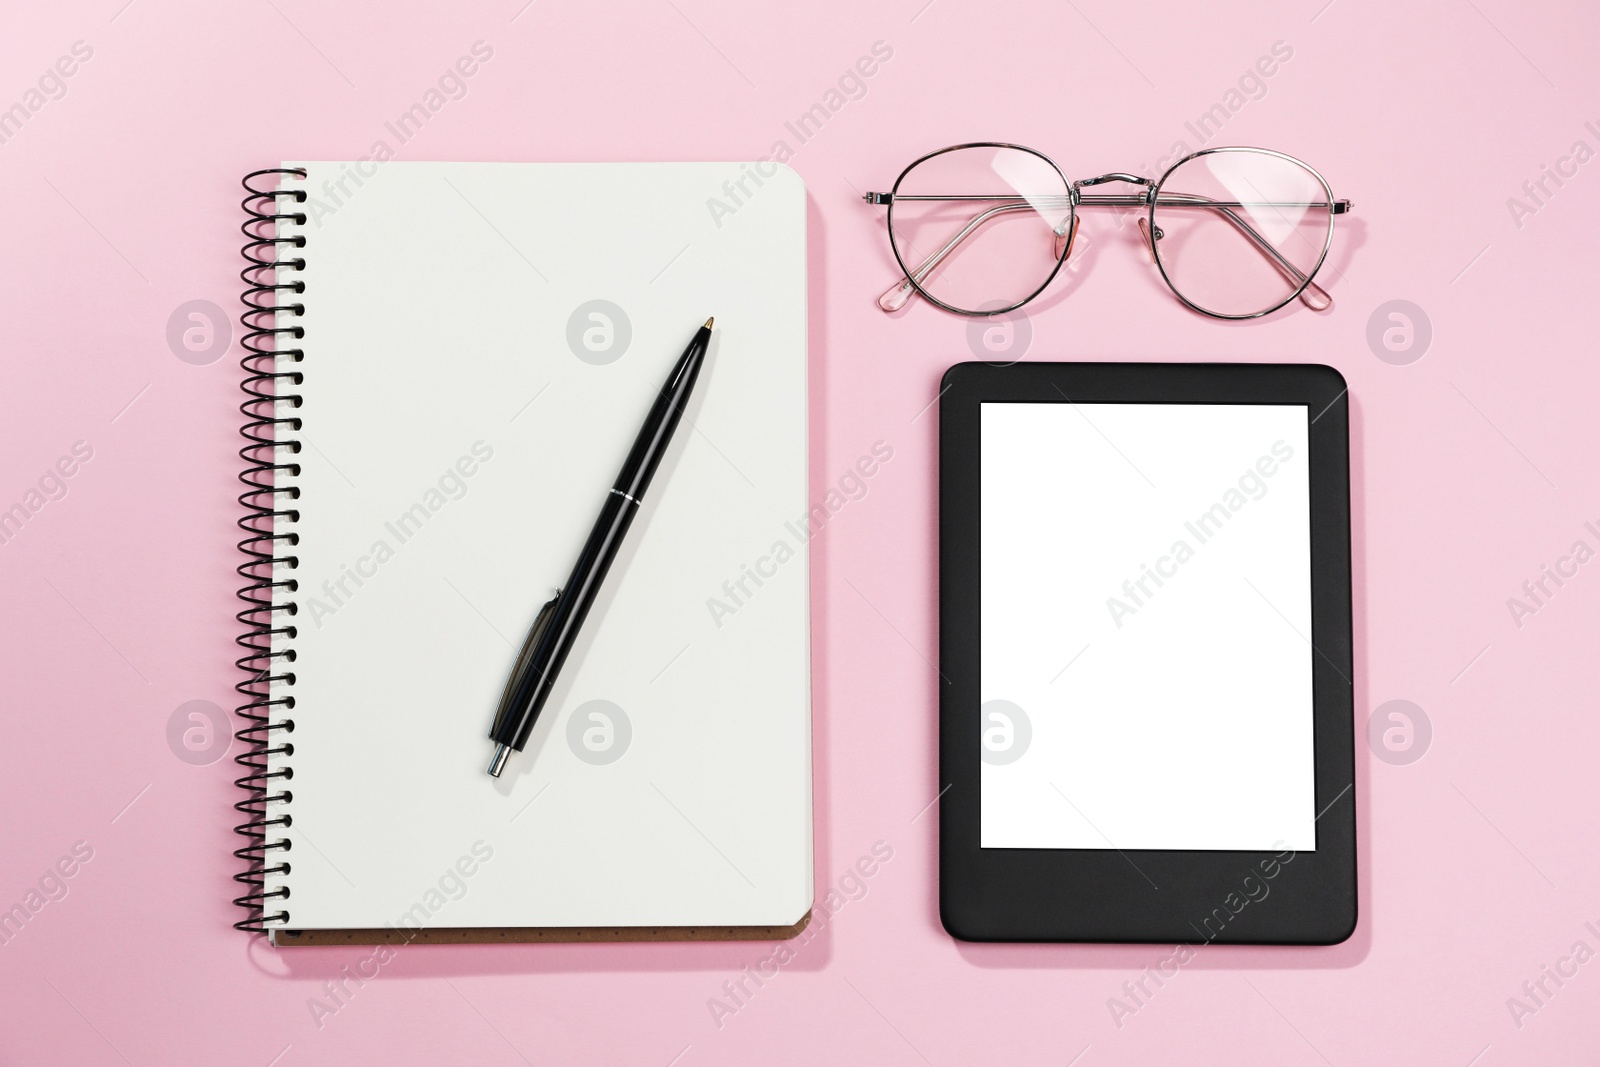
[3,0,1598,1063]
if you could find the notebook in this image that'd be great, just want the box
[234,162,812,944]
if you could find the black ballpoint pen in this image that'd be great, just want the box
[487,317,714,777]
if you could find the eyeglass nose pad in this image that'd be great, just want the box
[1137,217,1160,265]
[1052,216,1080,262]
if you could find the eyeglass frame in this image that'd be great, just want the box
[863,141,1353,321]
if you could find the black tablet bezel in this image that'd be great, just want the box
[939,361,1356,944]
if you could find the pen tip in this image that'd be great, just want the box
[703,317,714,330]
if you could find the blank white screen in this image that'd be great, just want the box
[979,402,1316,851]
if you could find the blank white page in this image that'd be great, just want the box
[979,402,1314,851]
[262,162,810,932]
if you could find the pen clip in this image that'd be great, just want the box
[492,591,562,728]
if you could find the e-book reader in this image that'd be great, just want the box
[939,362,1355,944]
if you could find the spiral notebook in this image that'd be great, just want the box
[234,162,812,944]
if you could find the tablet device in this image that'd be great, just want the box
[939,362,1355,944]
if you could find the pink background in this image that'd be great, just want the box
[3,0,1599,1063]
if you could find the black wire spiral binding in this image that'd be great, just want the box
[234,168,307,932]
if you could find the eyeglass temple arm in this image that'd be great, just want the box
[873,193,1342,313]
[876,201,1057,311]
[1146,192,1332,311]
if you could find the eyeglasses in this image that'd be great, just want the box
[864,143,1352,320]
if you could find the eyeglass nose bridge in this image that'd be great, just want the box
[1073,172,1152,192]
[1071,174,1159,259]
